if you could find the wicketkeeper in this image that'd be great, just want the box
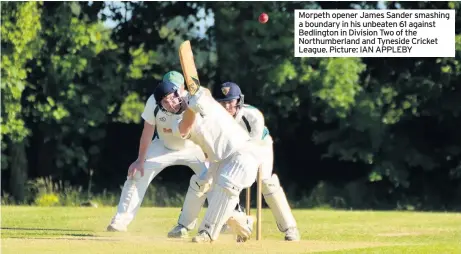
[213,82,300,241]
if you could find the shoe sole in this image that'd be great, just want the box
[236,235,249,242]
[167,233,189,239]
[192,237,211,243]
[106,225,127,232]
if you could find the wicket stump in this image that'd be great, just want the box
[245,166,263,240]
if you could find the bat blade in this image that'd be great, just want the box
[178,40,200,95]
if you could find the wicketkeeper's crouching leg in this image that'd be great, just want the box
[262,174,300,241]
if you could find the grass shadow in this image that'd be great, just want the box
[9,236,120,241]
[64,233,98,237]
[1,227,87,232]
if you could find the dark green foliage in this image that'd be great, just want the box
[1,1,460,210]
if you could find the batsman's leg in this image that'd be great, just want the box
[199,177,249,236]
[168,174,210,238]
[168,154,211,238]
[192,177,241,243]
[192,152,258,243]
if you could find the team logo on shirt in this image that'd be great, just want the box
[159,117,166,122]
[221,87,230,95]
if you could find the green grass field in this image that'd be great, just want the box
[1,206,460,253]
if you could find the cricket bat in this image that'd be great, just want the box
[178,40,200,95]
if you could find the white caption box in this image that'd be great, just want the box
[294,9,455,58]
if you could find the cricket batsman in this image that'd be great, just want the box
[106,71,209,232]
[168,84,266,243]
[213,82,300,241]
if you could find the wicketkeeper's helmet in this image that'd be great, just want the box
[214,82,244,106]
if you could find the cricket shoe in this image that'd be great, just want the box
[284,227,300,241]
[228,215,254,243]
[167,224,189,238]
[191,230,212,243]
[106,223,127,232]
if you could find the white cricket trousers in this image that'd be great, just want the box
[259,135,274,180]
[110,139,207,228]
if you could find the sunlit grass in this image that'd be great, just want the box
[1,206,460,253]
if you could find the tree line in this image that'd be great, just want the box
[2,1,460,210]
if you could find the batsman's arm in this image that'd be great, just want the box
[172,107,196,139]
[179,108,196,138]
[173,88,210,139]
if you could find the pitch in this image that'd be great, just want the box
[2,206,460,253]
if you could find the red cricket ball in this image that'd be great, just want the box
[259,12,269,24]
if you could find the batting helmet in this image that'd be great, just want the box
[153,80,186,114]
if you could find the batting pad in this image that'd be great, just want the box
[198,177,240,241]
[262,174,297,232]
[178,174,210,230]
